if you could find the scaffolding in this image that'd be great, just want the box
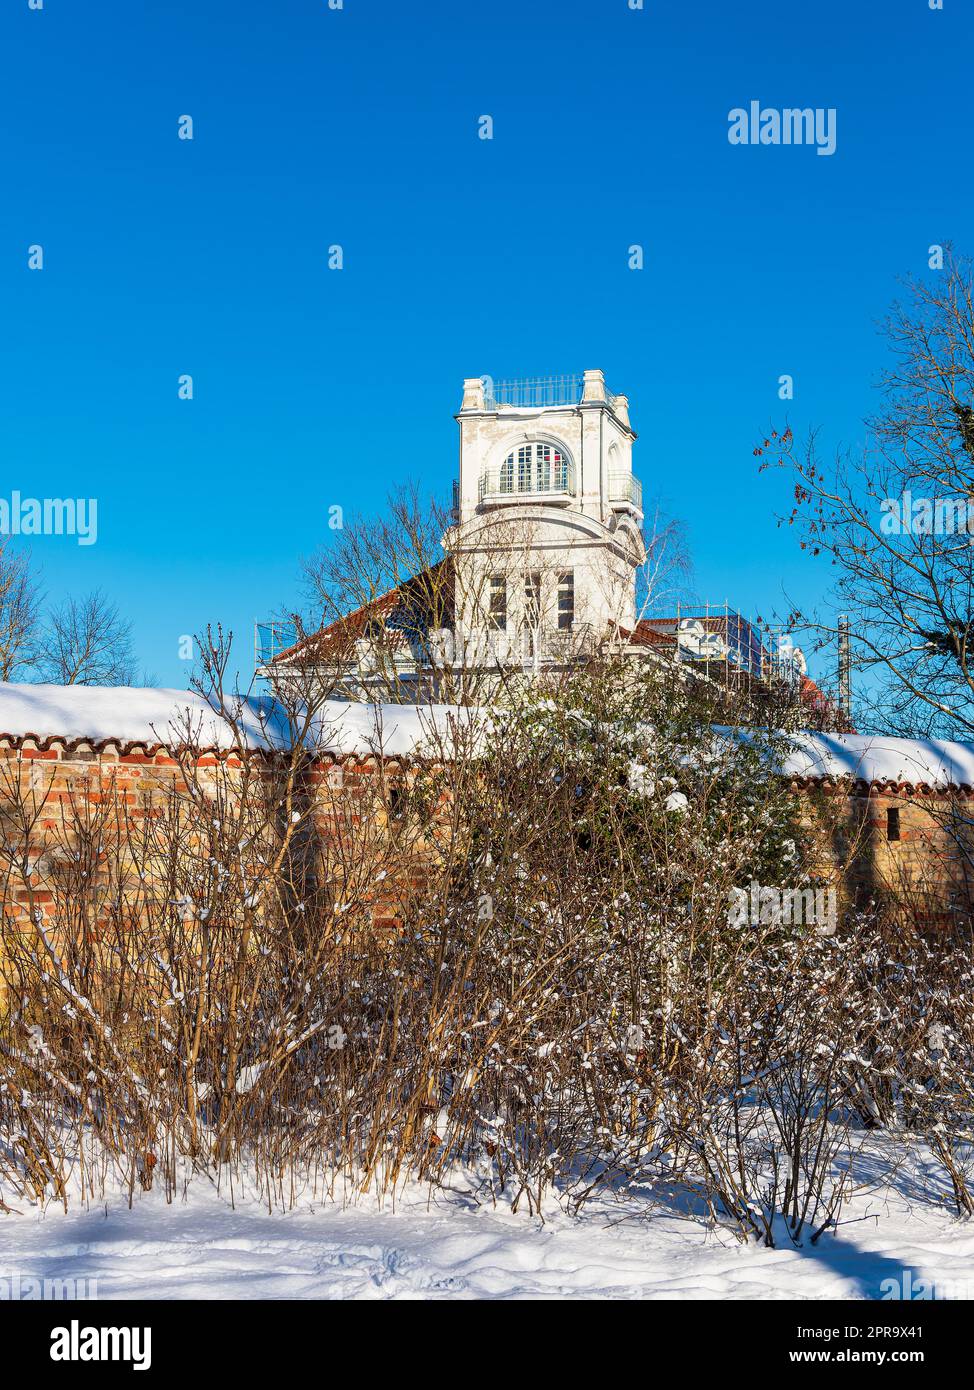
[255,619,299,674]
[645,602,808,696]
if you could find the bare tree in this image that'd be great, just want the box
[301,484,451,629]
[281,481,697,709]
[284,487,611,704]
[633,496,695,622]
[0,542,42,681]
[36,589,136,686]
[283,484,458,700]
[768,246,974,737]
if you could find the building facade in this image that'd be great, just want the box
[262,371,827,717]
[450,369,646,666]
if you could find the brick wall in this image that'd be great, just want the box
[797,779,974,926]
[3,736,972,937]
[0,736,421,936]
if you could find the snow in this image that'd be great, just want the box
[2,683,974,786]
[2,1150,972,1300]
[782,731,974,788]
[0,684,469,759]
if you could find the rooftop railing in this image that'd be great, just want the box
[483,374,619,410]
[484,375,581,408]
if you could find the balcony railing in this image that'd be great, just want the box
[459,624,597,666]
[608,471,643,511]
[479,458,577,503]
[521,624,597,662]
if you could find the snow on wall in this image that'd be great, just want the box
[782,730,974,788]
[1,684,974,786]
[0,684,468,759]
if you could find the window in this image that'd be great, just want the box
[552,448,568,491]
[489,575,507,630]
[887,807,901,842]
[557,571,574,630]
[500,442,571,494]
[524,572,541,628]
[536,443,552,491]
[517,445,532,493]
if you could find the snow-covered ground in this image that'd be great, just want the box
[2,1157,973,1300]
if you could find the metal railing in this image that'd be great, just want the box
[479,457,577,502]
[608,471,643,510]
[484,375,583,409]
[482,375,620,410]
[460,624,597,666]
[255,620,299,670]
[522,624,597,662]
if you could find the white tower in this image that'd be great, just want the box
[451,371,645,659]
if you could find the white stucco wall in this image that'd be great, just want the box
[452,372,644,637]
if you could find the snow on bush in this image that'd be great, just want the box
[1,652,972,1244]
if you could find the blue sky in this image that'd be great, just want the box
[1,0,970,689]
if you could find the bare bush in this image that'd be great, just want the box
[1,647,971,1237]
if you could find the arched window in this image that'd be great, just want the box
[499,441,571,495]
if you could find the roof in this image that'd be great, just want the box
[1,685,969,790]
[781,731,974,792]
[271,589,407,667]
[0,683,469,759]
[623,620,676,649]
[271,561,454,669]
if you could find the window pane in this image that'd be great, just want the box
[557,571,574,630]
[536,443,551,491]
[489,575,507,630]
[524,572,541,625]
[518,446,531,492]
